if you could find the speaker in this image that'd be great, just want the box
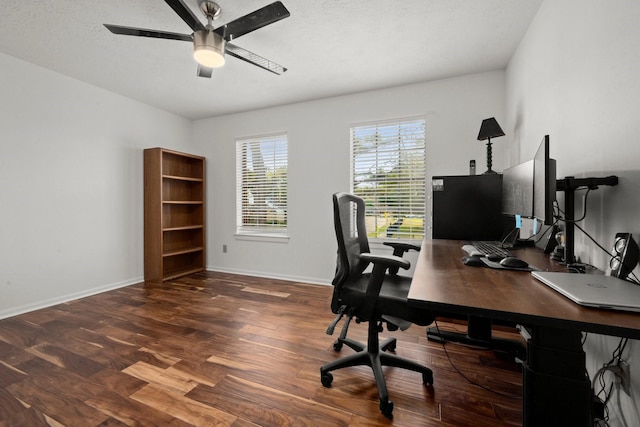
[609,233,639,280]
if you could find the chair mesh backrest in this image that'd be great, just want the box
[333,192,371,288]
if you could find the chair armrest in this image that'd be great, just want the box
[383,241,421,254]
[358,253,411,319]
[360,253,410,271]
[382,242,420,275]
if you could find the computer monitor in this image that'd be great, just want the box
[533,135,556,225]
[502,159,534,219]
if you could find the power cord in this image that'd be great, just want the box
[563,188,592,223]
[532,216,561,245]
[432,319,522,399]
[627,270,640,285]
[573,223,615,259]
[590,336,630,427]
[573,222,640,285]
[554,198,640,284]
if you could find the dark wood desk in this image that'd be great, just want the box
[408,239,640,427]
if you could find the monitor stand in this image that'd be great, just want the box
[427,316,525,358]
[556,175,618,264]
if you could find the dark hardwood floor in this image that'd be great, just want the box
[0,271,523,426]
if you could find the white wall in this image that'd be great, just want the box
[506,1,640,425]
[192,71,505,284]
[0,52,193,319]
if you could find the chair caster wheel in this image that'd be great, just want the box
[422,371,434,386]
[380,399,393,418]
[384,340,397,352]
[333,340,343,351]
[321,372,333,387]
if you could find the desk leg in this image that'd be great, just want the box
[427,316,525,357]
[523,326,592,427]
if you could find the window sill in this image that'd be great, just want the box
[235,233,290,243]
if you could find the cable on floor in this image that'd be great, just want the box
[432,319,522,399]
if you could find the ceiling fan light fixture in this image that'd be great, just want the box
[104,0,290,77]
[193,29,225,68]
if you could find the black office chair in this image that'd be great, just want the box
[326,240,420,352]
[320,192,434,418]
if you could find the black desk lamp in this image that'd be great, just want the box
[477,117,505,174]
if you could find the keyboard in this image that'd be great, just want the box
[468,241,511,258]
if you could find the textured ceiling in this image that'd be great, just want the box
[0,0,542,120]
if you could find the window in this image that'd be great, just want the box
[236,133,288,237]
[351,117,426,240]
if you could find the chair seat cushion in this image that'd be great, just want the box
[338,273,435,327]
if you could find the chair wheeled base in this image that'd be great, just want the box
[320,321,433,418]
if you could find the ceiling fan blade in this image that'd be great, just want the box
[226,43,287,75]
[164,0,206,32]
[104,24,192,41]
[197,64,213,78]
[215,1,290,41]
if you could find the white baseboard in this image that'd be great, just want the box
[0,276,144,320]
[206,265,331,287]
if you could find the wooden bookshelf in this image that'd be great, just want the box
[144,148,206,282]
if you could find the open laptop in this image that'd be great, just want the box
[532,271,640,312]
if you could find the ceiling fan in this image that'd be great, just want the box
[104,0,290,77]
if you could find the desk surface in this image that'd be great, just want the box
[408,239,640,340]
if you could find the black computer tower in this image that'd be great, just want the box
[432,174,503,240]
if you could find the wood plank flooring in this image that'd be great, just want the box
[0,271,523,426]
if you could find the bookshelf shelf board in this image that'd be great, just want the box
[162,175,204,182]
[163,225,203,232]
[162,201,204,205]
[163,266,204,281]
[163,247,204,257]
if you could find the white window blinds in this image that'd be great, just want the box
[350,118,426,240]
[236,133,288,235]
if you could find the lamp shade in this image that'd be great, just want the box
[193,29,226,68]
[477,117,505,141]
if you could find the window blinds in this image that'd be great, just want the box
[236,133,288,234]
[350,118,426,240]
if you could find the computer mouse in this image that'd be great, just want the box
[499,257,529,269]
[462,256,485,267]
